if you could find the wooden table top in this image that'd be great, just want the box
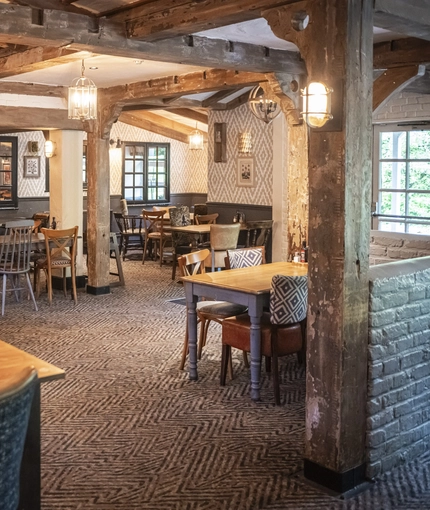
[0,340,65,384]
[170,224,211,234]
[181,261,308,295]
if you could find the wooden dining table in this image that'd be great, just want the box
[0,340,65,510]
[181,261,308,401]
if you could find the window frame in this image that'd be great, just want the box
[0,136,18,209]
[372,124,430,234]
[122,142,170,204]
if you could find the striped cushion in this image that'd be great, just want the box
[270,275,307,325]
[227,248,263,269]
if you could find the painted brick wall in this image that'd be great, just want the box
[370,231,430,265]
[367,257,430,478]
[373,91,430,123]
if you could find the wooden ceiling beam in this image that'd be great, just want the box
[101,69,267,106]
[0,81,67,98]
[0,47,87,79]
[374,0,430,41]
[110,0,298,41]
[119,111,207,144]
[201,88,241,107]
[212,90,251,110]
[0,6,305,74]
[0,105,84,130]
[168,108,208,124]
[373,65,426,113]
[374,37,430,68]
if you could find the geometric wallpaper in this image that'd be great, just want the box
[208,103,273,205]
[110,121,208,196]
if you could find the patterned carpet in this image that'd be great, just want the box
[1,259,430,509]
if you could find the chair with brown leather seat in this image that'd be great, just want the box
[178,249,248,371]
[221,274,308,405]
[35,226,79,305]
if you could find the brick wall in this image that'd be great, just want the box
[373,91,430,122]
[367,257,430,478]
[370,230,430,265]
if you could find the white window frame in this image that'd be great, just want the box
[372,124,430,234]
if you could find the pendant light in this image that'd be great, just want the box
[189,122,204,150]
[248,86,281,124]
[68,60,97,120]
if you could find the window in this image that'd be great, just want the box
[373,125,430,234]
[122,143,170,203]
[0,137,18,209]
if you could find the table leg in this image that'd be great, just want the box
[19,381,41,510]
[249,314,262,401]
[185,289,199,380]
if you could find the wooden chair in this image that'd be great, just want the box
[245,220,273,251]
[178,249,248,371]
[35,226,79,304]
[0,366,37,510]
[169,206,193,280]
[31,212,50,231]
[221,274,308,405]
[225,246,266,269]
[208,223,241,271]
[113,212,145,261]
[141,209,172,266]
[193,203,208,218]
[195,213,219,225]
[0,220,38,315]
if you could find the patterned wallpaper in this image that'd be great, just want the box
[208,104,273,205]
[109,121,208,196]
[1,131,48,198]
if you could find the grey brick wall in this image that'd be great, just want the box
[370,231,430,265]
[367,257,430,478]
[373,91,430,122]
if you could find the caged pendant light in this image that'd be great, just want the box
[189,122,204,150]
[68,60,98,120]
[248,86,281,124]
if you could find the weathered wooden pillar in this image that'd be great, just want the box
[265,0,373,491]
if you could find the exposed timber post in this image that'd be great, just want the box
[264,0,373,492]
[86,96,124,294]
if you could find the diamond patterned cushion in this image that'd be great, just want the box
[270,275,308,325]
[227,248,263,269]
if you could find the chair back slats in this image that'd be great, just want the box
[141,210,166,235]
[270,275,308,325]
[0,221,34,274]
[225,246,265,269]
[195,213,218,225]
[245,220,273,248]
[41,226,78,267]
[178,249,210,276]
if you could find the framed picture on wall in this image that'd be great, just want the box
[237,157,255,187]
[23,155,40,178]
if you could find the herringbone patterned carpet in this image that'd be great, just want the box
[1,258,429,509]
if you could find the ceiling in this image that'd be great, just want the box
[0,1,429,138]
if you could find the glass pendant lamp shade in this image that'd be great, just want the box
[68,60,97,120]
[189,124,204,150]
[301,81,333,128]
[248,86,281,124]
[44,140,56,158]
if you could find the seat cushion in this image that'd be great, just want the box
[222,313,272,356]
[197,301,247,318]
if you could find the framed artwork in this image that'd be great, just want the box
[24,155,40,178]
[237,158,255,187]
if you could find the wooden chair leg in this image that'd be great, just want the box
[142,237,149,264]
[180,322,189,371]
[62,268,67,297]
[71,264,77,304]
[46,267,53,305]
[271,332,281,405]
[172,252,177,280]
[220,344,230,386]
[265,356,272,373]
[242,351,249,368]
[198,318,209,359]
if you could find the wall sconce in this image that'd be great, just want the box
[189,123,204,150]
[68,59,97,120]
[238,132,252,154]
[109,138,122,150]
[28,141,39,153]
[248,86,281,124]
[44,140,56,158]
[301,81,333,128]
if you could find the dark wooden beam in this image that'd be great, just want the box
[201,89,241,107]
[373,65,426,113]
[0,105,84,130]
[0,81,67,97]
[117,0,290,41]
[0,6,306,74]
[0,47,86,79]
[120,97,204,111]
[374,37,430,68]
[101,69,267,106]
[169,108,208,124]
[374,0,430,41]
